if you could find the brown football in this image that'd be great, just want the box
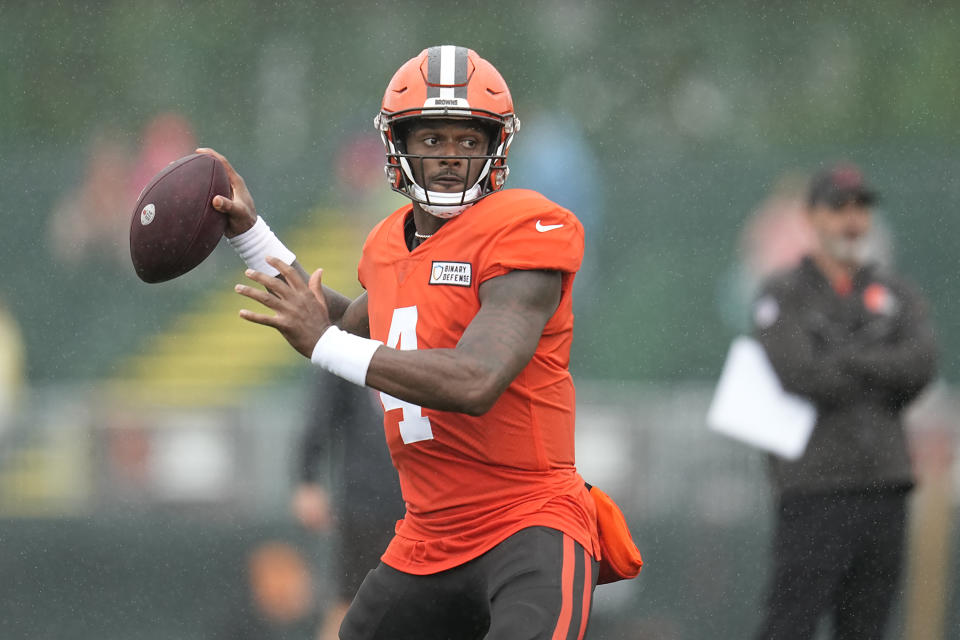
[129,153,230,283]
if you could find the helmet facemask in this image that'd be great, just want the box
[376,110,518,218]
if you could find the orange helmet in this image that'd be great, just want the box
[374,45,520,217]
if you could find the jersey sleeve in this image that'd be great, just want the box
[477,192,585,283]
[357,215,394,290]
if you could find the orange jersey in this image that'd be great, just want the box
[358,188,600,574]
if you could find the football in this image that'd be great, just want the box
[129,153,230,283]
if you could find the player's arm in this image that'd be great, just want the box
[337,291,370,337]
[366,269,561,415]
[197,147,362,329]
[236,260,560,415]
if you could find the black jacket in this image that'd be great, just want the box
[298,369,403,522]
[752,257,937,495]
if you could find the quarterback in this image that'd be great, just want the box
[201,45,633,639]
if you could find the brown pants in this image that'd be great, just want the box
[340,526,599,640]
[755,487,910,640]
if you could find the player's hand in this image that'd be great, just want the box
[195,147,258,238]
[235,258,333,357]
[291,484,334,531]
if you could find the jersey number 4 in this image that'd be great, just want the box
[380,306,434,444]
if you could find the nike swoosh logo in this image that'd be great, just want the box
[535,220,564,232]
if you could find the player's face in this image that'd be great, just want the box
[809,200,873,266]
[403,119,492,193]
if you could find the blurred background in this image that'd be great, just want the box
[1,1,958,638]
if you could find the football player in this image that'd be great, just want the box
[202,45,633,639]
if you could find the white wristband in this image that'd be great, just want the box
[310,326,383,387]
[227,216,296,276]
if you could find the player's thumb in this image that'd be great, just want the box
[308,268,324,301]
[211,194,232,213]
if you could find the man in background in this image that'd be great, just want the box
[751,163,938,640]
[292,369,402,640]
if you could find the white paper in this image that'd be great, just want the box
[707,336,817,460]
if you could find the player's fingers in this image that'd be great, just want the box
[195,146,222,158]
[211,194,234,213]
[197,147,248,192]
[238,308,280,328]
[234,282,278,308]
[267,257,305,289]
[196,147,233,175]
[308,268,324,302]
[243,267,290,293]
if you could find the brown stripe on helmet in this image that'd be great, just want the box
[426,45,470,100]
[452,46,468,99]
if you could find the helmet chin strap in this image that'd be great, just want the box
[397,154,493,218]
[423,203,472,219]
[410,182,484,218]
